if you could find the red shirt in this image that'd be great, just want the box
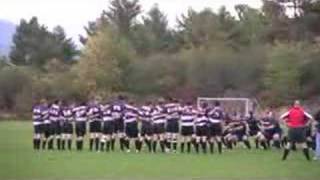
[280,106,312,128]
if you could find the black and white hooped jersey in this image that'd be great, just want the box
[49,104,61,122]
[152,105,166,124]
[111,102,125,120]
[230,120,247,132]
[165,103,181,121]
[195,109,209,127]
[180,106,196,127]
[139,105,153,122]
[87,104,102,121]
[208,107,224,124]
[33,105,47,125]
[101,104,113,122]
[73,105,87,122]
[61,106,73,123]
[260,117,276,130]
[124,104,139,124]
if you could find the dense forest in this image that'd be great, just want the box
[0,0,320,117]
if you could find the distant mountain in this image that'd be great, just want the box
[0,20,16,56]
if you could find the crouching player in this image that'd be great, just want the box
[100,102,114,152]
[61,101,74,150]
[194,103,209,154]
[260,110,282,149]
[88,100,102,152]
[226,115,252,150]
[246,111,264,149]
[180,102,196,153]
[139,102,154,152]
[32,99,48,150]
[123,102,141,153]
[73,102,87,151]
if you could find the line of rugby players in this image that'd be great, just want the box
[32,96,314,153]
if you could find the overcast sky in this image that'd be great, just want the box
[0,0,262,44]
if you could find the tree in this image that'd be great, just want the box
[264,43,304,105]
[131,4,175,55]
[103,0,141,36]
[73,26,134,95]
[10,17,78,67]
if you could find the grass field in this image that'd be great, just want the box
[0,121,319,180]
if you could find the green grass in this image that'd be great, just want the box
[0,121,319,180]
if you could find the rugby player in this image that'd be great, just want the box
[139,101,154,152]
[48,100,62,150]
[152,100,167,153]
[123,102,141,153]
[165,97,181,153]
[100,102,113,152]
[180,102,196,153]
[111,96,126,152]
[73,101,87,151]
[280,100,313,161]
[260,110,282,149]
[207,101,224,154]
[32,99,48,150]
[87,99,102,151]
[194,103,209,154]
[61,101,74,150]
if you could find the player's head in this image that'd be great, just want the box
[214,101,221,107]
[293,100,300,108]
[201,102,208,109]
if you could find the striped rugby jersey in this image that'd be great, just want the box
[164,103,181,121]
[33,105,47,125]
[208,107,224,124]
[101,104,113,121]
[49,104,61,122]
[87,104,102,122]
[139,105,153,122]
[152,105,166,124]
[195,109,209,127]
[180,106,196,127]
[73,105,87,122]
[111,101,125,120]
[61,106,73,122]
[124,104,139,123]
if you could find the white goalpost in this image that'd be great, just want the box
[197,97,259,116]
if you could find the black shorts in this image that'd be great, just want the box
[181,126,194,136]
[125,122,138,138]
[43,123,51,138]
[50,121,62,135]
[114,118,124,133]
[103,121,115,135]
[208,123,222,137]
[153,123,166,134]
[75,121,86,137]
[249,126,260,136]
[34,124,43,134]
[166,119,179,133]
[89,121,102,133]
[233,129,246,141]
[62,122,73,134]
[263,128,280,140]
[141,121,153,136]
[288,127,306,143]
[196,126,208,137]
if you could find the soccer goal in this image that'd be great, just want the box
[197,97,259,116]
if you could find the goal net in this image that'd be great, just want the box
[197,97,259,117]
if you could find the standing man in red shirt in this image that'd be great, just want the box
[280,100,313,161]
